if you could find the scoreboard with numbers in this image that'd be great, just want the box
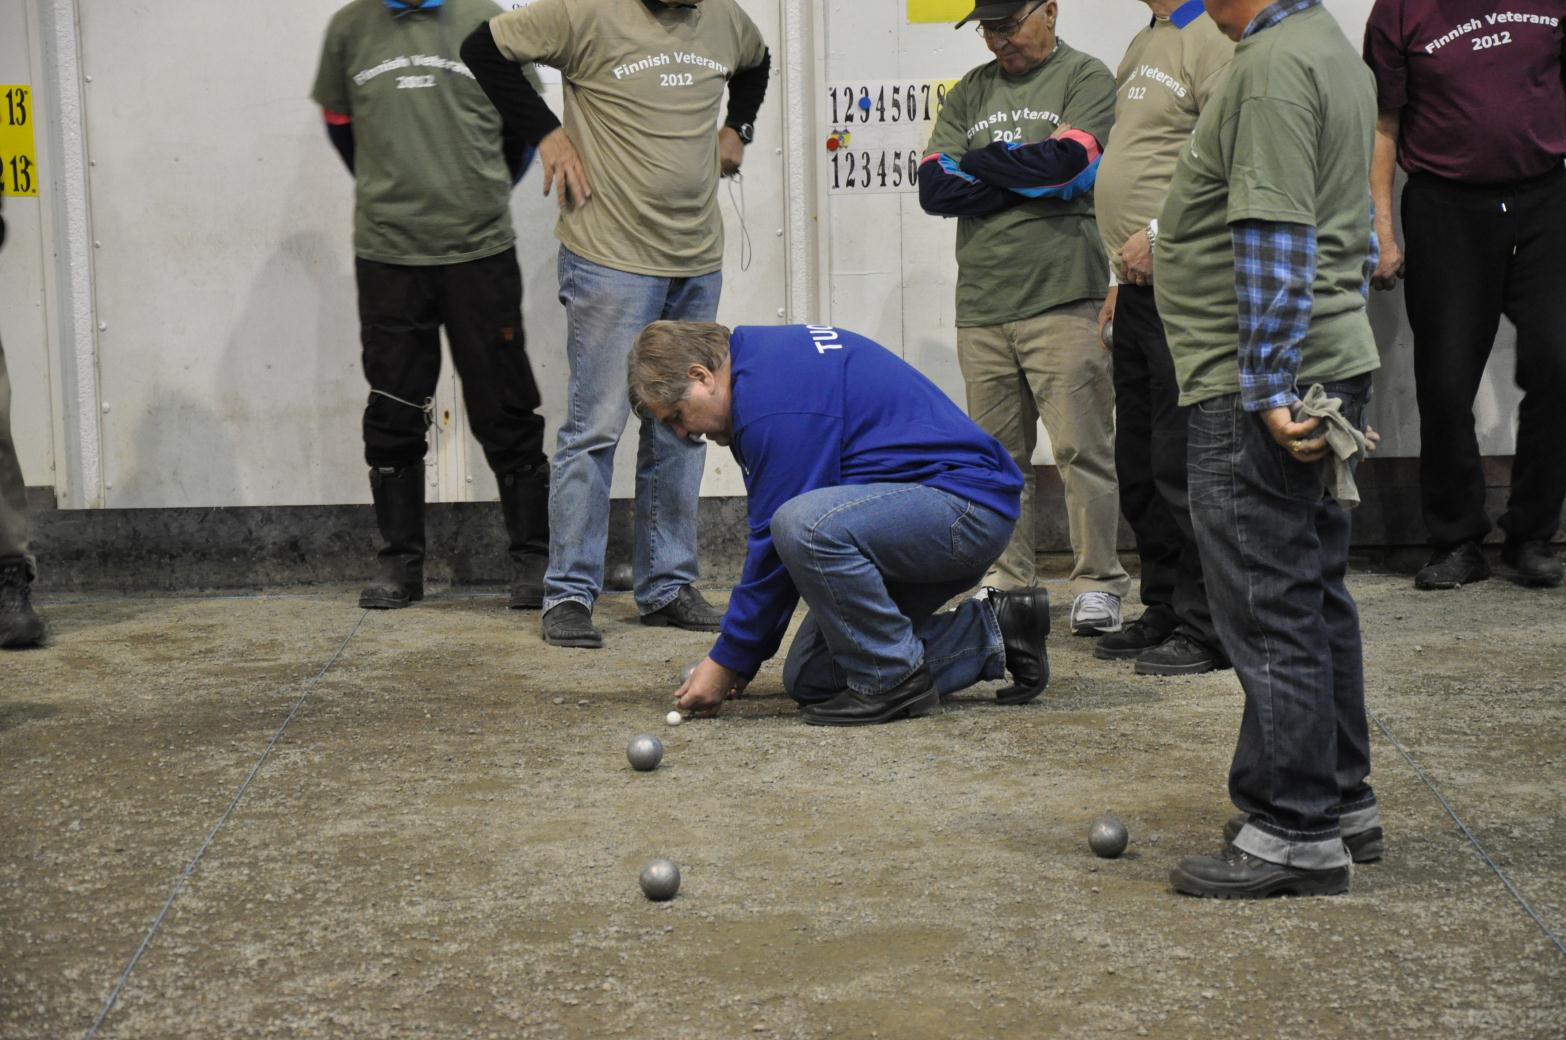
[0,85,37,197]
[822,79,958,195]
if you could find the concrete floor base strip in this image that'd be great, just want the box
[82,610,371,1040]
[1371,708,1566,958]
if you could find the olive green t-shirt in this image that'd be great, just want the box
[489,0,767,277]
[1154,5,1380,406]
[1095,12,1232,280]
[312,0,529,265]
[925,41,1117,328]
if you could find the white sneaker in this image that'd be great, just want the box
[1070,591,1122,636]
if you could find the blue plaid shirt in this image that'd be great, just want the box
[1232,0,1380,412]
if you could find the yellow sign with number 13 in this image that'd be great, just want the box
[1,85,38,197]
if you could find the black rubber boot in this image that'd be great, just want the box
[0,556,45,648]
[360,465,425,610]
[499,465,549,609]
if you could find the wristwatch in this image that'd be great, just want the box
[728,122,755,145]
[1146,218,1159,247]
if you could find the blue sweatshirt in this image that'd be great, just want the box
[708,324,1024,678]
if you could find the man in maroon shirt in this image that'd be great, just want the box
[1364,1,1566,589]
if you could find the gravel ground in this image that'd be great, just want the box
[2,571,1563,1039]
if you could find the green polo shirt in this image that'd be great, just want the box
[313,0,529,265]
[1155,5,1380,406]
[926,40,1117,328]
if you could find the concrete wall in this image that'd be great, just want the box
[0,0,1529,514]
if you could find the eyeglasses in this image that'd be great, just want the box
[976,1,1045,39]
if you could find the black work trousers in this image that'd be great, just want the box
[1111,284,1217,649]
[356,248,546,475]
[1403,167,1566,549]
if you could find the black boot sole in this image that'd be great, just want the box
[0,621,46,648]
[1169,864,1350,899]
[996,679,1047,706]
[801,687,940,726]
[542,632,603,648]
[510,590,544,610]
[638,614,721,632]
[1414,574,1489,590]
[1134,656,1218,676]
[1093,642,1156,660]
[359,587,423,610]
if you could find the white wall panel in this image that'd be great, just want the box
[0,0,55,491]
[78,0,782,509]
[29,0,1525,510]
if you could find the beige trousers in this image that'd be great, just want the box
[0,337,32,573]
[957,300,1129,597]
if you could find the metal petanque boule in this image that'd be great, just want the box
[606,561,634,591]
[1088,816,1129,858]
[626,734,663,772]
[680,659,702,686]
[639,858,681,901]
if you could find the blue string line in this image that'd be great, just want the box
[1370,708,1566,958]
[84,611,371,1038]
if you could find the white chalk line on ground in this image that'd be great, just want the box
[83,610,372,1040]
[1370,708,1566,958]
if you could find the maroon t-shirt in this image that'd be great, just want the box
[1363,0,1566,184]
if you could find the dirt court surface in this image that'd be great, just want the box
[3,572,1563,1039]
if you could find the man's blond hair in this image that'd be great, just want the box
[628,321,731,417]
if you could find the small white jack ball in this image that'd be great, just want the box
[666,710,684,726]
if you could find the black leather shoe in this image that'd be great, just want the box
[639,585,722,632]
[1415,542,1490,590]
[989,587,1050,705]
[0,558,46,649]
[1134,632,1220,676]
[800,666,939,726]
[1223,813,1384,864]
[359,579,422,610]
[1094,611,1175,660]
[1501,540,1563,588]
[542,601,603,649]
[1170,846,1350,899]
[510,556,546,610]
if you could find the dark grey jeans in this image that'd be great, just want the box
[0,337,32,576]
[1187,375,1380,869]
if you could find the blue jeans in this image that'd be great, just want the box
[772,484,1014,701]
[1187,375,1380,870]
[544,246,721,613]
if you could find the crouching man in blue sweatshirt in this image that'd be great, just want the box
[628,320,1053,726]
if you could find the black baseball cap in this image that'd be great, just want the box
[954,1,1031,28]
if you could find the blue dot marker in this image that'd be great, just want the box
[858,95,871,112]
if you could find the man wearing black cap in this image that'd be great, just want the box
[920,1,1129,642]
